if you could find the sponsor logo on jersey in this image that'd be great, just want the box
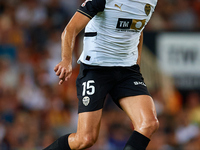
[116,18,146,32]
[145,4,151,16]
[82,96,90,106]
[114,4,123,11]
[81,0,92,7]
[134,81,146,86]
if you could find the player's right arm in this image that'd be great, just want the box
[54,0,106,85]
[54,12,90,85]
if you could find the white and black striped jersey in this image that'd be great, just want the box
[77,0,157,66]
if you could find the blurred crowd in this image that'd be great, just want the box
[147,0,200,31]
[0,0,200,150]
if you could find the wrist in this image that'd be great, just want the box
[62,56,72,62]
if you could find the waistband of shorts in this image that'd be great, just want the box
[80,62,140,70]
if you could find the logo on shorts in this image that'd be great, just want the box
[82,96,90,106]
[134,81,146,86]
[124,146,133,150]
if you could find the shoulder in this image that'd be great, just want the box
[77,0,106,19]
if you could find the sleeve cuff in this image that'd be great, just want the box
[77,9,93,19]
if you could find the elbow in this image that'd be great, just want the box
[61,25,77,40]
[61,28,67,41]
[61,31,64,40]
[61,24,71,40]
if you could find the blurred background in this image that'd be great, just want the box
[0,0,200,150]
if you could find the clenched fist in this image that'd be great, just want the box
[54,60,72,85]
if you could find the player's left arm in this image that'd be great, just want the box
[137,31,143,66]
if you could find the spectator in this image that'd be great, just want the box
[170,0,198,31]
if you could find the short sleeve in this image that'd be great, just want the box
[77,0,106,19]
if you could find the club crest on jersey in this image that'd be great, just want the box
[81,0,92,7]
[145,4,151,16]
[82,96,90,106]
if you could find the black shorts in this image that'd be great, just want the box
[76,63,150,113]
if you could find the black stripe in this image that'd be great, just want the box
[84,32,97,37]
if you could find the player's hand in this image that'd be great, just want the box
[54,59,72,85]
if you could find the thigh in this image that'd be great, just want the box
[69,109,102,148]
[77,109,102,137]
[119,95,158,138]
